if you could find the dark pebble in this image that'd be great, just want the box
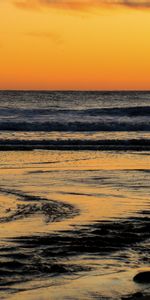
[121,292,143,299]
[133,271,150,283]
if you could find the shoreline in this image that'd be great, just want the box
[0,144,150,151]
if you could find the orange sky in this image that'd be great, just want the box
[0,0,150,90]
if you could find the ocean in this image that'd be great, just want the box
[0,91,150,150]
[0,91,149,300]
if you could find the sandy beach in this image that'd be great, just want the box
[0,150,149,299]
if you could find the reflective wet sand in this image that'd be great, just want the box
[0,151,150,299]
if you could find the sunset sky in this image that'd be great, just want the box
[0,0,150,90]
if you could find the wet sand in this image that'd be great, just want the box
[0,151,150,299]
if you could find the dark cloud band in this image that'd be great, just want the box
[12,0,150,11]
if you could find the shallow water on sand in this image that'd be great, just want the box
[0,151,150,299]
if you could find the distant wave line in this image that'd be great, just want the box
[0,105,150,116]
[0,122,150,132]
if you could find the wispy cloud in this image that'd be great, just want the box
[12,0,150,11]
[12,0,98,11]
[24,31,63,44]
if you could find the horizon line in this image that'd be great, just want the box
[0,89,150,92]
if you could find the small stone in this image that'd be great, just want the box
[121,292,143,299]
[5,208,11,213]
[132,292,143,298]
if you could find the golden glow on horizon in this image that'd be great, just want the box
[0,1,150,90]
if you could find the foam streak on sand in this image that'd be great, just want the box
[0,187,78,223]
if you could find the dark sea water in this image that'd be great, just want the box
[0,91,150,300]
[0,91,150,150]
